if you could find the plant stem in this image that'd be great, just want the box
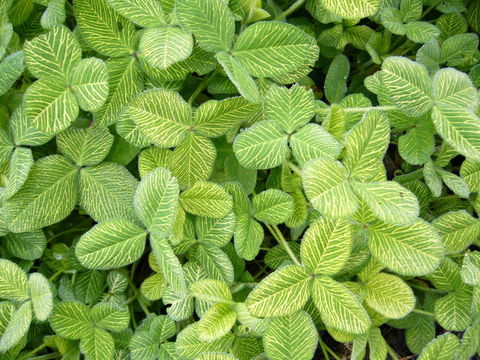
[274,0,306,21]
[188,70,216,105]
[409,283,448,294]
[413,308,435,317]
[319,337,341,360]
[387,345,399,360]
[18,343,47,360]
[47,228,89,243]
[126,277,150,315]
[265,224,301,266]
[28,353,60,360]
[48,270,63,282]
[287,161,302,176]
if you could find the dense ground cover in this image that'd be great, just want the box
[0,0,479,359]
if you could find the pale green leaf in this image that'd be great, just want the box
[0,128,13,164]
[233,22,316,78]
[133,167,179,236]
[290,123,343,166]
[263,311,318,360]
[405,22,440,43]
[1,147,34,201]
[343,110,390,181]
[460,251,480,286]
[80,327,114,360]
[246,265,311,318]
[253,189,294,225]
[300,217,352,276]
[189,279,233,304]
[234,214,264,261]
[437,168,470,198]
[139,26,193,70]
[311,276,371,334]
[195,212,235,247]
[431,103,480,161]
[432,210,480,254]
[0,301,31,352]
[128,89,191,147]
[364,273,415,319]
[0,259,29,302]
[233,120,288,170]
[196,243,234,285]
[171,133,216,187]
[434,287,472,331]
[138,147,171,177]
[28,273,53,321]
[57,126,114,166]
[418,333,459,360]
[24,77,79,136]
[69,58,109,112]
[24,25,81,79]
[90,303,129,332]
[79,161,138,223]
[352,181,420,225]
[0,51,25,96]
[432,68,478,110]
[265,84,315,134]
[325,54,350,104]
[302,158,358,218]
[198,303,237,341]
[9,105,53,147]
[141,273,167,301]
[320,0,380,19]
[176,0,234,52]
[40,0,66,29]
[4,155,77,233]
[3,230,47,260]
[76,219,147,270]
[180,181,232,219]
[367,220,444,276]
[74,0,136,57]
[381,57,433,116]
[49,301,91,340]
[104,0,165,27]
[460,159,480,193]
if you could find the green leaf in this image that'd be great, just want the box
[436,286,474,333]
[41,0,66,29]
[263,311,318,360]
[320,0,380,19]
[133,167,179,236]
[311,276,371,334]
[171,133,216,187]
[90,303,129,332]
[431,103,480,161]
[233,120,288,170]
[234,214,264,261]
[432,68,478,110]
[0,128,13,164]
[290,123,343,166]
[9,105,52,147]
[57,126,114,166]
[252,189,294,225]
[300,217,352,276]
[246,265,311,317]
[195,353,238,360]
[405,22,440,43]
[432,210,480,254]
[0,51,25,96]
[3,230,47,260]
[265,84,315,134]
[437,168,470,198]
[0,259,29,302]
[69,58,109,112]
[343,110,390,181]
[196,243,234,285]
[49,301,91,340]
[461,251,480,286]
[189,279,233,304]
[194,97,259,138]
[176,323,234,360]
[232,22,317,78]
[28,273,53,321]
[381,57,433,116]
[196,212,235,247]
[24,25,81,79]
[104,0,165,27]
[364,273,415,319]
[4,155,77,233]
[150,234,187,294]
[141,273,167,301]
[302,158,358,218]
[79,161,138,223]
[80,327,114,360]
[1,147,34,201]
[176,0,234,52]
[198,303,237,341]
[398,120,435,165]
[24,77,79,136]
[418,333,459,360]
[76,219,147,270]
[406,314,435,354]
[74,271,107,304]
[215,52,261,104]
[180,181,232,219]
[128,89,191,147]
[95,57,144,127]
[367,220,444,276]
[139,26,193,70]
[0,301,32,352]
[460,159,480,193]
[351,181,420,225]
[325,54,350,104]
[74,0,135,57]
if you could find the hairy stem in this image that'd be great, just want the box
[274,0,307,21]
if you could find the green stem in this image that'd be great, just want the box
[387,345,399,360]
[265,224,301,266]
[28,353,60,360]
[48,270,63,282]
[409,283,448,294]
[318,337,341,360]
[126,277,150,315]
[18,343,47,360]
[188,70,217,105]
[274,0,306,21]
[318,338,330,360]
[413,308,435,317]
[47,228,89,243]
[287,161,302,176]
